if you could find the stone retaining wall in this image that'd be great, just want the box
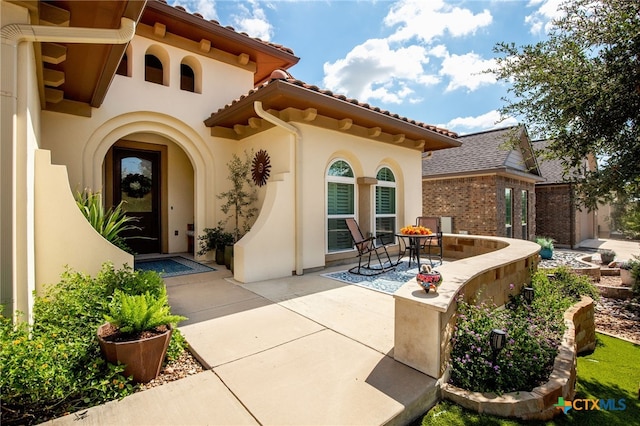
[441,297,595,421]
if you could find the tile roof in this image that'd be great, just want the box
[207,73,458,139]
[422,126,523,177]
[153,0,295,56]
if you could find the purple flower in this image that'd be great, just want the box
[509,283,515,290]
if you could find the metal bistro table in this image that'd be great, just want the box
[395,232,436,269]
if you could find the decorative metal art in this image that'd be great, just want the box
[251,149,271,187]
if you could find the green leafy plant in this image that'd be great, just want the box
[535,236,554,250]
[105,288,186,336]
[75,190,139,253]
[197,226,234,255]
[598,248,616,264]
[218,151,258,242]
[449,267,597,394]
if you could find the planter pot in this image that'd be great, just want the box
[97,323,172,383]
[621,268,635,286]
[224,245,234,269]
[215,247,225,265]
[600,253,615,264]
[540,248,553,260]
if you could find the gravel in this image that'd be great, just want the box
[136,350,204,392]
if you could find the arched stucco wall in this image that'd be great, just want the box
[82,112,215,253]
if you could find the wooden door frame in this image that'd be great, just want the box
[105,140,169,253]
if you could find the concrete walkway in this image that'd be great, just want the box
[577,238,640,261]
[46,265,438,426]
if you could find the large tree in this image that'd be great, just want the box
[493,0,640,211]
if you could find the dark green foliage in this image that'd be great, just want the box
[75,190,139,253]
[0,264,187,425]
[105,289,186,335]
[493,0,640,210]
[198,225,234,256]
[218,151,258,242]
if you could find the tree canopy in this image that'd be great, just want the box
[493,0,640,210]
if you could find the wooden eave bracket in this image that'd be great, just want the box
[39,2,70,27]
[154,22,167,37]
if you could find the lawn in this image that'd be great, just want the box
[420,333,640,425]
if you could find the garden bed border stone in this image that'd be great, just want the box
[440,296,595,421]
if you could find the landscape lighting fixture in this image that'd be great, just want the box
[523,287,535,303]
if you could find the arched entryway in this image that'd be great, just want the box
[83,112,215,255]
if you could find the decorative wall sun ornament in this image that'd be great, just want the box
[251,149,271,187]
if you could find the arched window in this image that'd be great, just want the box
[180,63,195,92]
[375,167,396,244]
[116,52,128,76]
[145,54,164,85]
[327,160,355,252]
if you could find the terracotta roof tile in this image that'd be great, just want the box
[153,0,295,55]
[210,75,458,139]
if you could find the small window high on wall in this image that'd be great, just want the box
[375,167,396,245]
[180,63,195,92]
[327,160,355,253]
[145,54,164,85]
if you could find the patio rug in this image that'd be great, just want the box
[322,260,442,295]
[134,256,215,278]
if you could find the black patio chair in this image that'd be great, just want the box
[416,216,443,265]
[345,218,397,275]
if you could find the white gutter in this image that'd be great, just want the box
[254,101,304,275]
[1,17,136,45]
[0,16,136,321]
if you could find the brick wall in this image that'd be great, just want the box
[422,175,536,239]
[535,184,573,246]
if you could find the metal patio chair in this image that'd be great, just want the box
[416,216,443,265]
[345,218,397,275]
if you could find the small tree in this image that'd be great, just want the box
[218,151,258,242]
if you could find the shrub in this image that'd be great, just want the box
[449,268,597,394]
[75,190,139,253]
[535,236,554,250]
[0,264,187,425]
[105,289,186,335]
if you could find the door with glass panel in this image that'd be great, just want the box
[113,147,161,254]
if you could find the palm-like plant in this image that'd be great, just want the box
[75,190,139,253]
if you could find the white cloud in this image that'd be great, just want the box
[439,51,497,92]
[385,0,493,44]
[323,38,439,104]
[171,0,218,20]
[443,110,518,134]
[525,0,565,35]
[232,0,273,41]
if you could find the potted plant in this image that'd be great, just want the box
[619,257,640,286]
[97,288,186,383]
[598,248,616,264]
[536,236,554,260]
[217,150,259,271]
[198,226,226,265]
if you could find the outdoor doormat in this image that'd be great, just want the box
[322,260,443,295]
[134,256,215,278]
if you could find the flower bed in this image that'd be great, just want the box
[442,267,598,420]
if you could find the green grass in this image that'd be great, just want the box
[420,333,640,425]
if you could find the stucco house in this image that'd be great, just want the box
[533,139,597,247]
[1,0,461,319]
[421,126,542,238]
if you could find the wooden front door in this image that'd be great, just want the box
[113,147,161,254]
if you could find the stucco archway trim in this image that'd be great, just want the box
[82,111,215,247]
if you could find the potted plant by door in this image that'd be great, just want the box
[536,236,555,260]
[97,288,186,383]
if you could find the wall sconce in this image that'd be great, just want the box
[523,287,535,303]
[490,329,506,363]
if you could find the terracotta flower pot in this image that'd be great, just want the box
[97,323,172,383]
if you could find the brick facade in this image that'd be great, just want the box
[422,175,536,239]
[535,184,574,246]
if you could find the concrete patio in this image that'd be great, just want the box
[46,263,438,426]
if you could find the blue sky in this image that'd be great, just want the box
[169,0,563,135]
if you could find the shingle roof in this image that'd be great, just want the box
[533,140,577,184]
[206,74,458,139]
[422,126,524,177]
